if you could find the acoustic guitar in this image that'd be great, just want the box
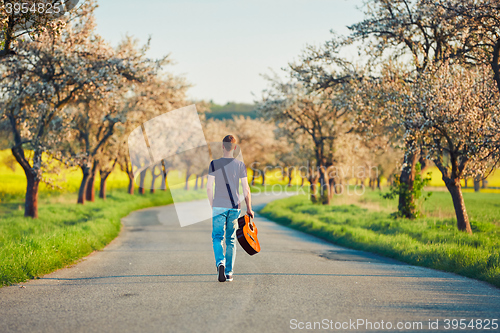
[237,214,260,255]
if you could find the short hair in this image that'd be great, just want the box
[222,135,236,151]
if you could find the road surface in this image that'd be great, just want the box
[1,192,499,333]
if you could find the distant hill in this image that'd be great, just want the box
[206,102,258,120]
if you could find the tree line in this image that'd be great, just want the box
[0,1,191,217]
[2,0,500,236]
[257,0,500,234]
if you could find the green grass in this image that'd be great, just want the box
[2,143,499,288]
[260,191,500,288]
[0,188,206,287]
[359,188,500,226]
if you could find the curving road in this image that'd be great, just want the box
[1,193,499,333]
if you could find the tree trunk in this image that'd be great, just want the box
[398,150,418,218]
[482,179,487,189]
[99,174,109,200]
[160,161,169,191]
[287,167,293,187]
[261,170,266,186]
[251,169,257,186]
[139,169,146,195]
[99,159,117,200]
[309,181,318,203]
[377,176,382,191]
[1,17,14,57]
[194,175,199,190]
[318,166,330,205]
[151,164,163,193]
[308,167,319,203]
[444,178,472,234]
[86,161,98,202]
[150,171,158,193]
[474,177,480,192]
[161,169,169,191]
[200,175,205,189]
[464,178,468,188]
[491,39,500,95]
[184,170,191,190]
[86,174,95,202]
[332,177,341,194]
[419,155,428,171]
[11,147,41,218]
[301,177,305,187]
[127,170,135,195]
[78,165,91,204]
[328,178,335,201]
[25,172,40,218]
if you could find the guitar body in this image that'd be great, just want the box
[236,215,260,255]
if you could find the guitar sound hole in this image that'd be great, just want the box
[249,223,254,231]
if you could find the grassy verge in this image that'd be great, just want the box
[260,193,500,288]
[0,189,206,287]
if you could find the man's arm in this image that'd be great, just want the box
[241,177,254,218]
[207,175,215,208]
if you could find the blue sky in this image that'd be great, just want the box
[94,0,365,104]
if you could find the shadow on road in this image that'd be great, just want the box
[38,272,446,281]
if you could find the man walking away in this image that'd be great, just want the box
[206,135,254,282]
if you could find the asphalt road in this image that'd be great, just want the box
[1,192,500,333]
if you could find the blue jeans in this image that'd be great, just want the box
[212,207,241,275]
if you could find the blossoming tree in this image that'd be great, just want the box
[394,63,500,233]
[0,3,139,217]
